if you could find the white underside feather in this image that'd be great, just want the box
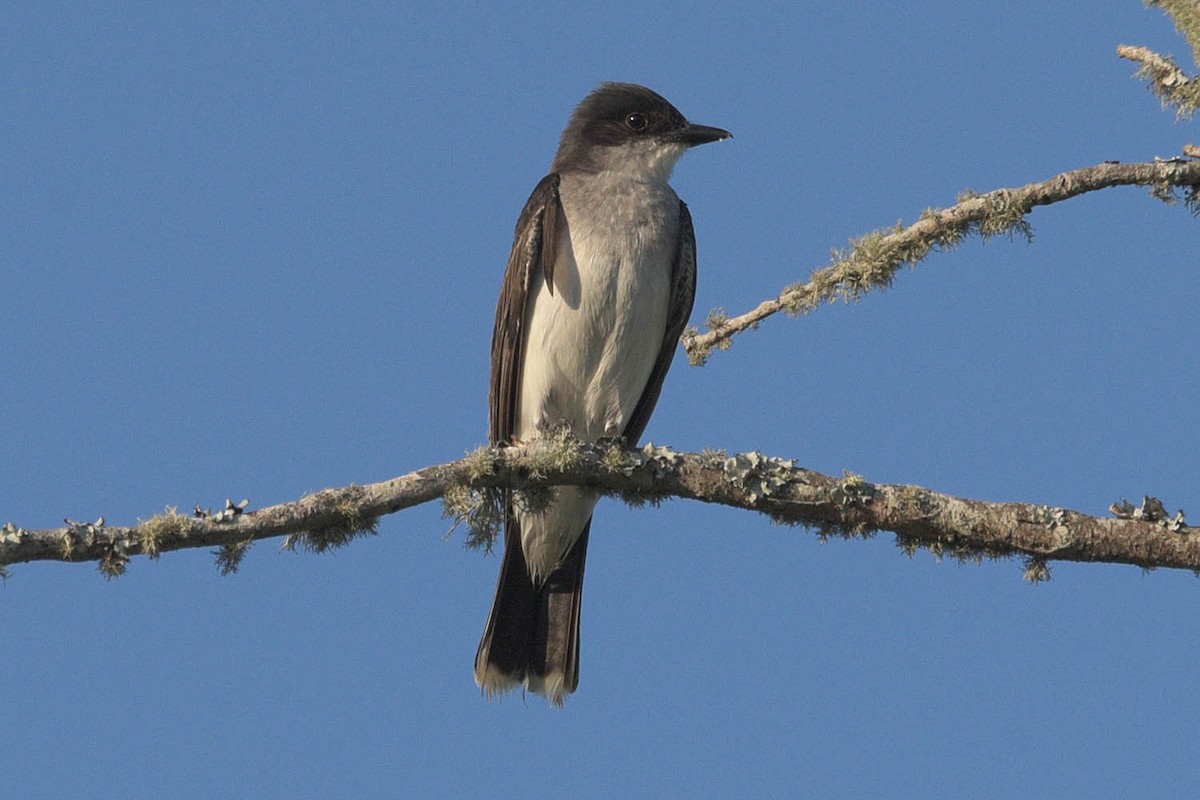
[514,166,680,581]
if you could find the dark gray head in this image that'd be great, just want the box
[551,82,731,178]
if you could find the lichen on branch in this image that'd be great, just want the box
[681,158,1200,365]
[1,441,1195,581]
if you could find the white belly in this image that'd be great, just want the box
[514,177,678,579]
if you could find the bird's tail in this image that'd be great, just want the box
[475,518,590,707]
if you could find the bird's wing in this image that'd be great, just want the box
[622,198,698,444]
[490,173,562,446]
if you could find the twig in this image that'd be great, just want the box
[1119,44,1200,118]
[682,159,1200,364]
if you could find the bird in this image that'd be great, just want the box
[476,82,730,705]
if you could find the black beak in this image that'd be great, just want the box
[667,122,733,147]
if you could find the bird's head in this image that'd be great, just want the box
[551,82,731,181]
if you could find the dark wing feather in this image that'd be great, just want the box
[477,173,572,700]
[489,173,562,445]
[622,199,698,444]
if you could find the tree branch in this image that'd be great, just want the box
[681,158,1200,365]
[1119,44,1200,118]
[2,439,1194,581]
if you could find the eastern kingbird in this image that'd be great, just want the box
[476,82,730,705]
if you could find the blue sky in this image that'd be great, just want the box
[3,3,1198,798]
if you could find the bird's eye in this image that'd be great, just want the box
[625,112,648,131]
